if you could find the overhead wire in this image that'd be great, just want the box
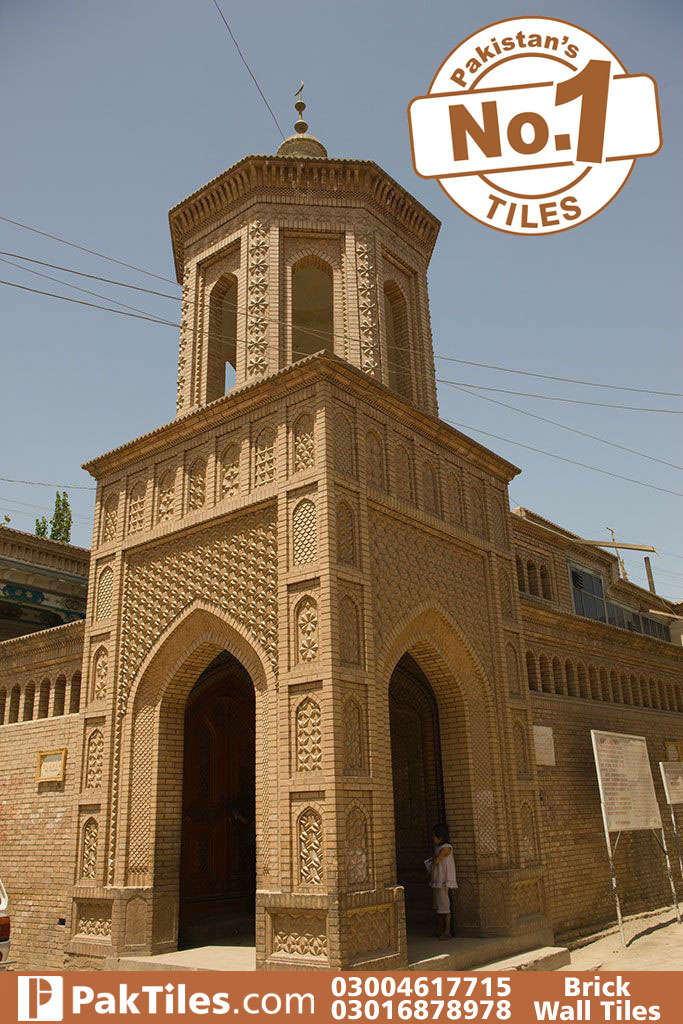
[0,255,179,322]
[0,251,179,299]
[0,214,177,284]
[208,0,285,140]
[435,355,683,398]
[3,269,682,502]
[442,418,683,499]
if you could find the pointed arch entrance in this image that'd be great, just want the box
[179,652,256,947]
[389,654,446,928]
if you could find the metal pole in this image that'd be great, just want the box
[658,827,682,923]
[669,803,683,885]
[599,801,626,946]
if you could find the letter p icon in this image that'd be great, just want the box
[17,977,64,1021]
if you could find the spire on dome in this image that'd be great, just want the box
[277,83,328,159]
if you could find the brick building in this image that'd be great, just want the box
[0,526,88,641]
[1,111,682,971]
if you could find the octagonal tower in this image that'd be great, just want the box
[170,105,440,418]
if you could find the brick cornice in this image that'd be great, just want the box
[168,155,441,280]
[0,619,84,663]
[82,353,520,484]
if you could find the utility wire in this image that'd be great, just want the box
[0,256,177,322]
[446,382,683,472]
[0,278,178,326]
[438,379,683,414]
[3,281,682,498]
[435,355,683,398]
[444,418,683,498]
[0,251,178,299]
[0,475,95,491]
[208,0,285,140]
[0,214,177,284]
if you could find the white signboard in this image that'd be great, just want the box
[36,748,67,783]
[660,762,683,806]
[591,730,661,832]
[533,726,556,767]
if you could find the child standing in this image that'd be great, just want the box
[429,823,457,940]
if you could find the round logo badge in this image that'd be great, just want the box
[408,17,662,234]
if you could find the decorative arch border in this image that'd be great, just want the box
[377,602,510,913]
[110,601,274,898]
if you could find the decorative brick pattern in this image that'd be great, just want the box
[273,913,327,958]
[128,483,146,535]
[95,567,113,621]
[254,427,276,486]
[336,501,356,566]
[292,500,317,565]
[293,414,314,473]
[220,444,239,498]
[296,597,319,664]
[246,221,269,377]
[295,697,322,772]
[188,458,207,511]
[157,471,175,522]
[81,818,98,880]
[92,647,108,700]
[298,808,323,885]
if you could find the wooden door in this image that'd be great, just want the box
[179,661,255,945]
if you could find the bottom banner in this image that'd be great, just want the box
[3,970,678,1023]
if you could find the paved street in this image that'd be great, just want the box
[562,908,683,971]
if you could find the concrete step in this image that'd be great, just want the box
[473,945,571,972]
[115,945,256,971]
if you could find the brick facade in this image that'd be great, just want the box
[1,132,681,971]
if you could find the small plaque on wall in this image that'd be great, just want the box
[36,748,67,783]
[533,726,555,766]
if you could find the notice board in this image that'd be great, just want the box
[591,730,662,832]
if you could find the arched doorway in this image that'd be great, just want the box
[389,654,446,929]
[179,652,255,947]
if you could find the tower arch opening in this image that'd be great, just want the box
[291,259,334,361]
[207,274,238,400]
[384,281,413,402]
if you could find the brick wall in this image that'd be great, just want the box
[0,714,79,970]
[532,694,683,939]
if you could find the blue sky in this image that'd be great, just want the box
[1,0,681,597]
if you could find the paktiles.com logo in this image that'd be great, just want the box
[18,977,64,1021]
[16,978,315,1019]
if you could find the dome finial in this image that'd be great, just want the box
[276,81,328,159]
[294,81,308,134]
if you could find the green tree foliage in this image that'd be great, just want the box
[35,492,73,542]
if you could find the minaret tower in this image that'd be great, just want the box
[170,95,440,417]
[79,94,546,973]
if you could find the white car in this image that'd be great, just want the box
[0,878,9,967]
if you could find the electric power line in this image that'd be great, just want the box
[0,278,178,326]
[0,256,178,322]
[3,279,682,501]
[0,251,178,299]
[435,354,683,398]
[444,418,683,499]
[208,0,285,140]
[438,379,683,414]
[0,476,94,491]
[445,382,683,472]
[0,214,177,284]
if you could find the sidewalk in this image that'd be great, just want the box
[560,908,683,971]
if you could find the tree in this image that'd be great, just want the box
[35,491,73,543]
